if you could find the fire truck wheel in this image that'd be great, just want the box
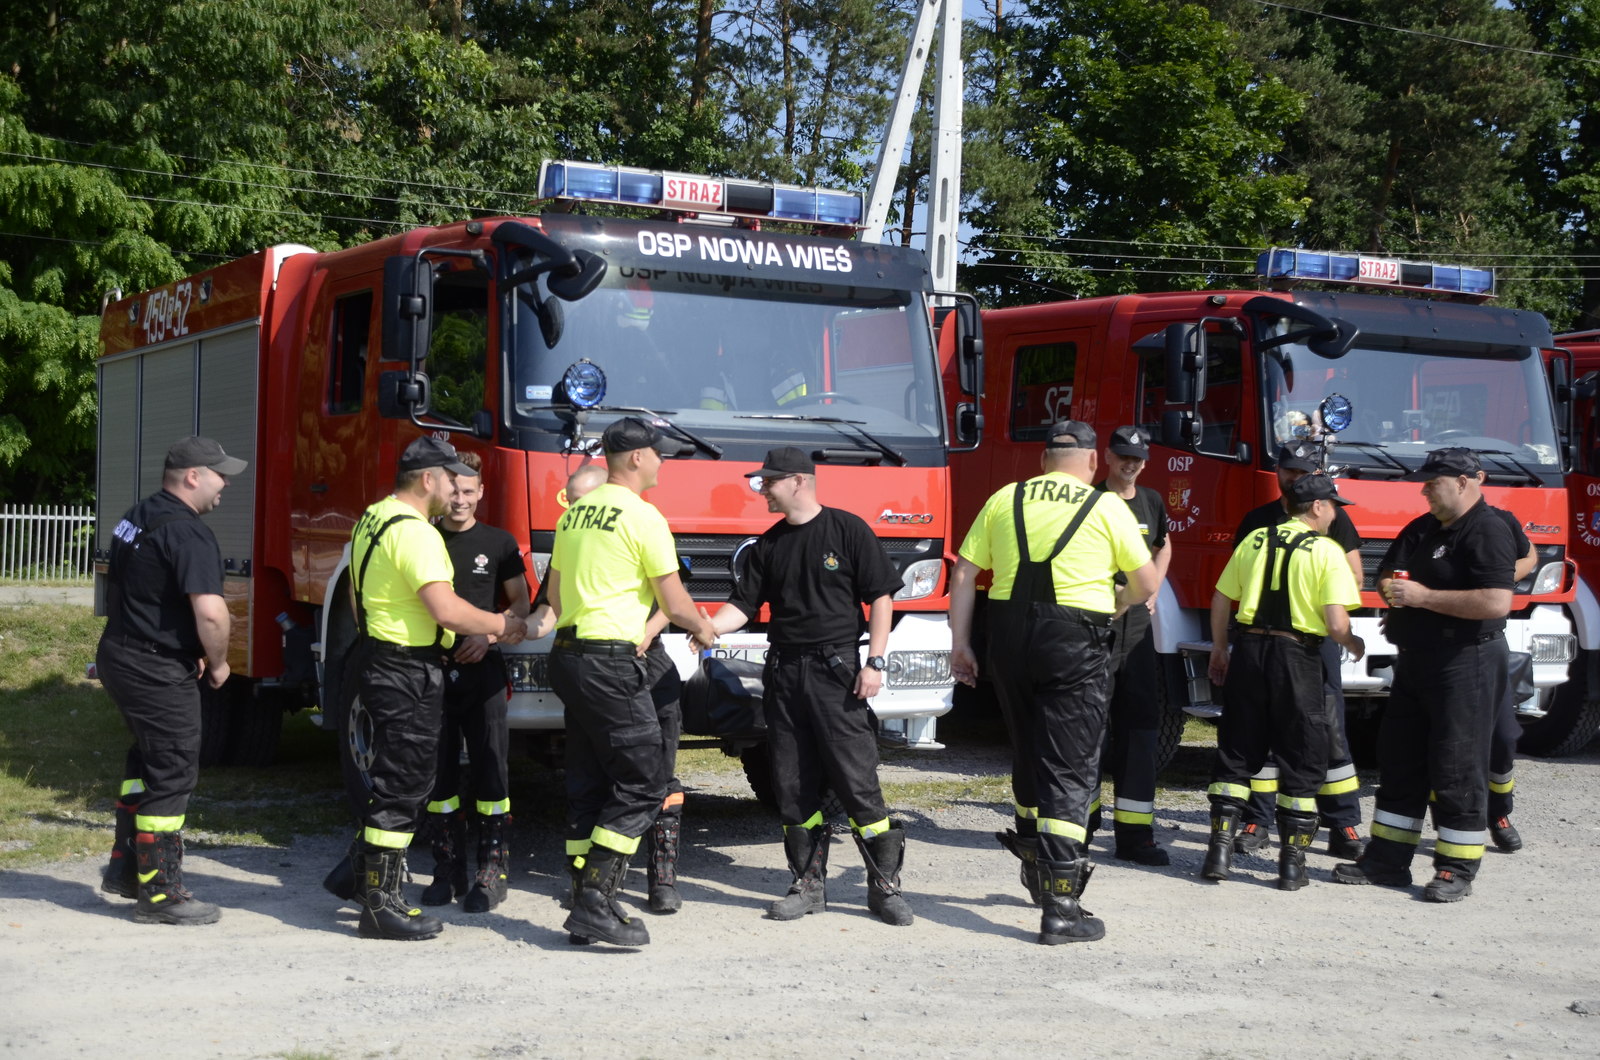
[1152,657,1186,773]
[738,745,844,819]
[198,677,234,768]
[332,692,378,819]
[1519,651,1600,757]
[224,688,285,768]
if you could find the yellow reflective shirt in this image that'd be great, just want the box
[551,483,679,642]
[351,495,457,648]
[958,471,1151,612]
[1216,518,1361,636]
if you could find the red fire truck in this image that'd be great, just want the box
[94,160,977,793]
[952,249,1578,763]
[1539,328,1600,754]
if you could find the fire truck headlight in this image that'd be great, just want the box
[893,559,941,601]
[505,654,553,693]
[1530,562,1564,596]
[1529,634,1576,665]
[885,650,950,688]
[556,359,606,409]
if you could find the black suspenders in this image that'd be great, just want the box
[353,512,444,648]
[1248,526,1318,633]
[1008,482,1102,606]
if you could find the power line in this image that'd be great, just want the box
[1255,1,1600,67]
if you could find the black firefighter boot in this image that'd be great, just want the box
[101,797,139,899]
[358,846,444,941]
[646,814,683,914]
[1201,804,1243,881]
[563,846,650,947]
[420,811,469,907]
[768,823,829,921]
[133,832,221,926]
[1276,810,1319,892]
[995,829,1043,906]
[1038,857,1104,944]
[462,814,509,913]
[854,822,914,926]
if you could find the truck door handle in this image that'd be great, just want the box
[310,482,329,493]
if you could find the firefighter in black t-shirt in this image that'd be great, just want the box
[1335,448,1516,902]
[1088,426,1174,865]
[97,436,246,925]
[419,451,529,914]
[1229,443,1367,861]
[704,447,913,927]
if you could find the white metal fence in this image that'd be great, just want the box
[0,504,94,582]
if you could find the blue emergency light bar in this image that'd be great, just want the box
[1256,247,1495,299]
[537,160,866,230]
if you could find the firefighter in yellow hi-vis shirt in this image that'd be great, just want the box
[1201,472,1364,892]
[950,420,1156,945]
[545,416,717,947]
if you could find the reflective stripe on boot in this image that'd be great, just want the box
[133,832,220,926]
[768,823,828,921]
[358,846,443,941]
[854,822,913,926]
[1276,811,1318,892]
[1202,805,1242,881]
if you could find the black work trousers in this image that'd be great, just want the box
[988,600,1113,863]
[96,636,202,828]
[1243,636,1362,829]
[644,640,685,818]
[1102,607,1160,839]
[1488,676,1520,819]
[1367,636,1507,879]
[356,640,445,845]
[551,646,666,853]
[1210,633,1329,814]
[429,652,510,815]
[762,647,887,830]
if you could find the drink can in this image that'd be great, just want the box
[1392,570,1410,580]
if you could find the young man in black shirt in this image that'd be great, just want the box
[704,447,913,926]
[1229,443,1367,860]
[420,451,529,913]
[97,435,246,925]
[1090,426,1174,865]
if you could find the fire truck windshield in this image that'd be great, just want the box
[1262,339,1561,483]
[509,267,945,461]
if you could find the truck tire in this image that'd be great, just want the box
[741,745,778,811]
[224,688,284,768]
[1519,651,1600,757]
[1153,655,1187,773]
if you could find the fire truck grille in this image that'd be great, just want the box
[673,533,943,602]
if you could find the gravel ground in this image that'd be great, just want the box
[3,717,1599,1059]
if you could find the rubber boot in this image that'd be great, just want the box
[563,846,650,947]
[463,814,509,913]
[1276,810,1319,892]
[420,811,469,907]
[995,829,1043,906]
[101,798,139,899]
[768,823,829,921]
[358,846,443,941]
[322,835,359,903]
[1491,816,1523,853]
[646,814,683,915]
[1038,857,1104,945]
[1201,805,1242,881]
[853,822,914,926]
[133,832,221,926]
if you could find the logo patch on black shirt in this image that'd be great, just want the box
[1432,544,1448,559]
[822,551,840,571]
[473,553,489,574]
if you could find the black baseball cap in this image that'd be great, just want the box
[1046,420,1097,450]
[601,415,667,455]
[744,446,816,478]
[1285,472,1353,507]
[1108,425,1150,459]
[165,436,247,476]
[398,435,475,476]
[1275,443,1320,473]
[1404,447,1482,481]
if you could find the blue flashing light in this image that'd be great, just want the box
[559,359,606,409]
[1256,247,1495,299]
[537,159,867,231]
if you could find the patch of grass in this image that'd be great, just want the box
[0,605,351,869]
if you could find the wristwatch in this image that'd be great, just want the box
[865,655,887,672]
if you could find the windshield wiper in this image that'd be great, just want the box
[527,403,724,458]
[1326,439,1409,478]
[1470,449,1545,486]
[735,413,908,466]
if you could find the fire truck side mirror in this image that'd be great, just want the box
[383,256,435,369]
[954,402,983,446]
[379,370,432,419]
[1163,323,1207,405]
[1161,409,1202,450]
